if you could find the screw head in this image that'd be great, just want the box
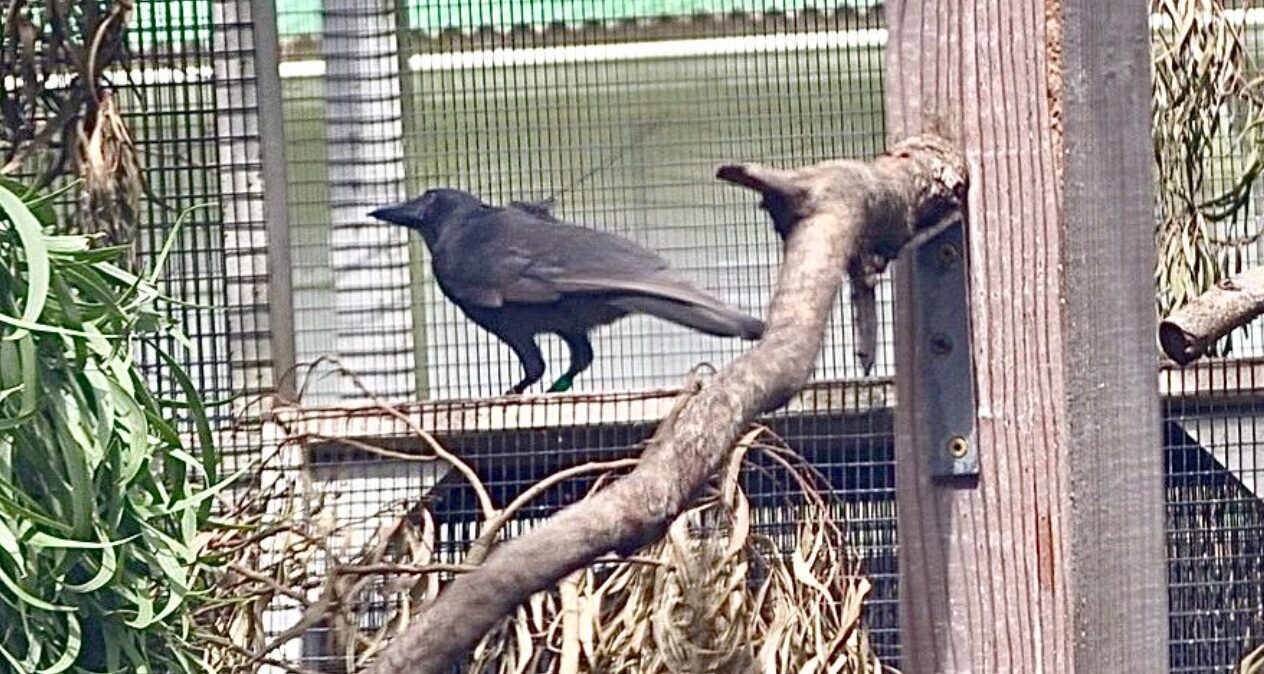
[929,333,953,356]
[936,243,960,269]
[947,436,969,459]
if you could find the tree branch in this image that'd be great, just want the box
[1159,265,1264,365]
[362,134,968,674]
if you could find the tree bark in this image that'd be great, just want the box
[362,134,967,674]
[1159,266,1264,365]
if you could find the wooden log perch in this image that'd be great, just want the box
[1159,266,1264,365]
[362,134,968,674]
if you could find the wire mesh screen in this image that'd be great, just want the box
[17,0,1264,672]
[281,0,418,404]
[266,0,900,668]
[0,3,233,419]
[1167,6,1264,362]
[1164,364,1264,673]
[117,8,230,424]
[276,0,888,403]
[279,382,900,669]
[3,1,284,469]
[1157,4,1264,672]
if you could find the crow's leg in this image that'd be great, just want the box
[549,331,593,392]
[504,334,546,395]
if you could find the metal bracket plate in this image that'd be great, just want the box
[911,217,980,478]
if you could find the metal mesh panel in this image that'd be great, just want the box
[283,382,900,668]
[1160,5,1264,672]
[323,1,417,402]
[266,1,900,669]
[110,0,281,471]
[278,1,887,402]
[1180,6,1264,361]
[280,0,418,405]
[1,3,281,454]
[1164,363,1264,673]
[28,1,1264,672]
[110,5,233,425]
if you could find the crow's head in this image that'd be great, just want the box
[369,188,484,247]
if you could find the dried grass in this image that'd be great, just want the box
[464,435,885,674]
[2,0,142,263]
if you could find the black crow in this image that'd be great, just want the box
[370,188,764,395]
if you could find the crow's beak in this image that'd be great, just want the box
[368,203,411,225]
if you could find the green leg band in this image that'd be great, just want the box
[547,375,574,393]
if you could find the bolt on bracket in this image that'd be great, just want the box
[910,216,980,478]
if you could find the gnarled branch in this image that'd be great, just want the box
[363,134,968,674]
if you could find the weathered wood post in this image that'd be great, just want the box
[211,0,296,453]
[888,2,1168,672]
[322,0,417,403]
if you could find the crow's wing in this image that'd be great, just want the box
[432,207,732,312]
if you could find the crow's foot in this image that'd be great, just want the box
[547,375,574,393]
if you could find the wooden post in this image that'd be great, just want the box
[322,0,417,403]
[211,0,294,458]
[888,2,1168,672]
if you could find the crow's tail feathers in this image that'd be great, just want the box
[610,295,765,340]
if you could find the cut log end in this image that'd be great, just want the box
[1158,320,1204,366]
[1156,265,1264,366]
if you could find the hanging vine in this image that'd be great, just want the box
[1152,0,1264,333]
